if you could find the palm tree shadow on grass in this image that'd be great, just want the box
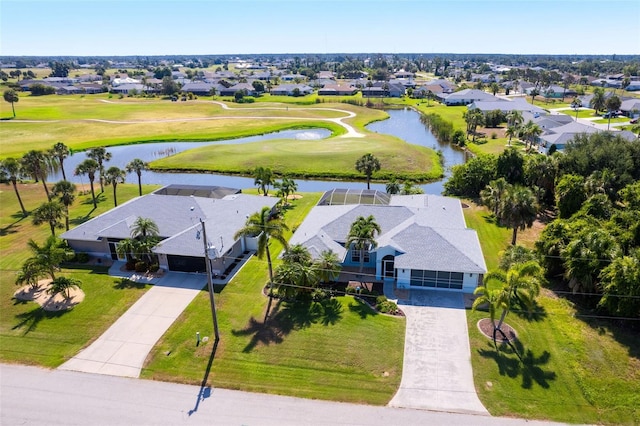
[478,340,557,389]
[511,298,548,322]
[232,298,343,353]
[1,213,29,236]
[348,297,378,319]
[12,306,69,335]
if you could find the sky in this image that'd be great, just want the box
[1,0,639,57]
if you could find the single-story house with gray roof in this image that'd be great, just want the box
[61,185,279,275]
[439,89,499,106]
[288,192,486,292]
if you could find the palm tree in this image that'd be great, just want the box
[0,157,27,216]
[521,120,542,151]
[74,159,99,209]
[86,147,112,193]
[282,244,312,266]
[48,276,82,300]
[50,142,70,181]
[51,180,76,231]
[480,178,511,217]
[21,150,55,200]
[355,153,381,190]
[3,89,19,117]
[571,98,582,121]
[16,258,46,290]
[253,166,274,196]
[115,238,139,263]
[529,87,540,104]
[32,201,65,236]
[131,217,160,239]
[500,186,538,245]
[234,206,289,291]
[473,261,543,344]
[385,178,400,194]
[273,261,318,299]
[506,110,524,129]
[314,250,342,283]
[26,235,67,281]
[463,108,484,142]
[589,87,606,115]
[505,125,519,146]
[125,158,149,196]
[604,95,622,130]
[346,215,381,272]
[274,176,297,205]
[104,166,126,207]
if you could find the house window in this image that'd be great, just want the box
[350,245,370,263]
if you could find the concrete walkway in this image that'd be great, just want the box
[59,263,206,378]
[387,289,489,415]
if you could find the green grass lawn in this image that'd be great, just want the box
[151,131,443,182]
[463,201,640,425]
[142,192,405,404]
[0,182,159,367]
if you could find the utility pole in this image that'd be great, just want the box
[200,219,220,343]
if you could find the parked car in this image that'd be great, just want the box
[602,111,619,118]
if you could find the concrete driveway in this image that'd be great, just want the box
[388,290,488,415]
[59,264,206,378]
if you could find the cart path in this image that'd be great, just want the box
[2,99,365,138]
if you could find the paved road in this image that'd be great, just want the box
[59,264,206,378]
[388,290,488,415]
[0,364,568,426]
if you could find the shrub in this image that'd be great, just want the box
[76,252,90,263]
[345,287,356,294]
[149,263,160,273]
[134,261,147,272]
[377,300,398,314]
[491,132,498,139]
[311,288,331,301]
[376,295,388,305]
[125,260,137,271]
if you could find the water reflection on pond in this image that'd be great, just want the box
[51,108,466,194]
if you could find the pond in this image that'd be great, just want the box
[49,108,466,194]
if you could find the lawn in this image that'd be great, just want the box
[1,95,373,157]
[141,192,406,405]
[151,131,443,182]
[463,201,640,425]
[0,182,159,367]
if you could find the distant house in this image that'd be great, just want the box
[620,99,640,118]
[625,81,640,91]
[219,82,256,97]
[537,120,599,154]
[57,85,83,95]
[317,84,357,96]
[394,70,415,79]
[270,84,314,96]
[317,71,336,80]
[288,190,486,293]
[439,89,498,106]
[540,85,577,99]
[280,74,305,81]
[361,82,405,98]
[61,185,279,275]
[111,83,154,94]
[467,98,546,115]
[181,81,224,96]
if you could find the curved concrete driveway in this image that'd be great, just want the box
[59,263,206,378]
[388,290,488,415]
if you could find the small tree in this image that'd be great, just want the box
[50,142,70,181]
[51,180,76,231]
[16,258,46,290]
[86,147,112,193]
[125,158,149,196]
[346,215,381,272]
[104,166,126,207]
[26,235,67,281]
[74,159,100,209]
[0,158,27,217]
[48,276,82,300]
[253,166,274,196]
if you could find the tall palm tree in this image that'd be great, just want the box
[125,158,148,196]
[26,235,67,281]
[314,250,342,283]
[0,157,27,217]
[50,142,70,181]
[3,89,19,117]
[86,147,112,193]
[253,166,274,196]
[505,125,519,146]
[500,186,538,245]
[104,166,126,207]
[234,206,289,288]
[131,217,160,239]
[32,201,65,236]
[51,180,76,231]
[589,87,606,115]
[282,244,312,266]
[570,98,582,121]
[21,150,55,200]
[473,261,543,344]
[355,153,381,190]
[274,176,297,205]
[463,108,484,142]
[74,159,99,209]
[346,215,381,272]
[604,95,622,131]
[506,110,523,129]
[521,120,542,151]
[480,178,511,217]
[385,178,400,194]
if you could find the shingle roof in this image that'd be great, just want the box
[289,194,486,274]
